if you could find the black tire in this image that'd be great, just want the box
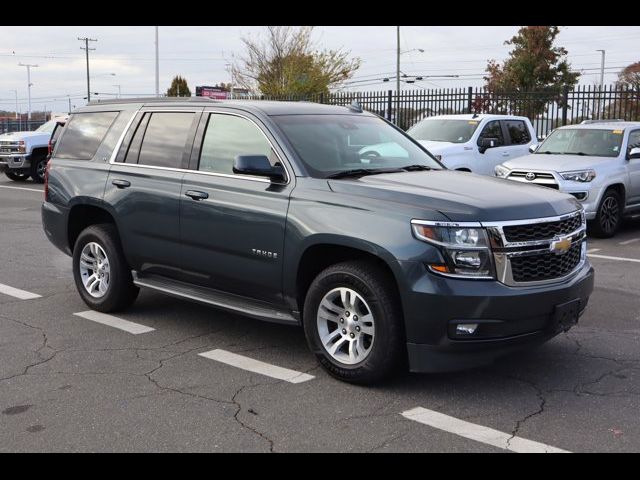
[72,223,139,312]
[5,171,30,182]
[302,260,405,385]
[590,189,622,238]
[30,153,48,184]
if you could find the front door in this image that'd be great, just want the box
[180,111,293,304]
[476,120,511,175]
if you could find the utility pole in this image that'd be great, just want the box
[113,85,121,98]
[78,37,97,104]
[68,95,72,114]
[10,89,18,120]
[396,26,401,98]
[155,26,160,97]
[18,63,38,122]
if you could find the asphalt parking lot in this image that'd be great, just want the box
[1,175,640,453]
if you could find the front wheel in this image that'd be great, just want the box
[30,154,47,184]
[5,171,30,182]
[590,190,622,238]
[72,223,139,312]
[303,261,405,384]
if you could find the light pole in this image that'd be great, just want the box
[155,26,160,97]
[596,49,605,119]
[396,26,400,97]
[18,63,38,122]
[113,84,121,98]
[9,89,19,130]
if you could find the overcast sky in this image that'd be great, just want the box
[1,25,638,115]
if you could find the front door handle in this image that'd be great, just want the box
[501,152,510,157]
[185,190,209,201]
[112,179,131,189]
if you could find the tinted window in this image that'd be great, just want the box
[408,119,480,143]
[55,112,119,160]
[199,114,276,175]
[138,112,195,168]
[272,114,442,178]
[505,120,531,145]
[628,130,640,148]
[477,120,504,146]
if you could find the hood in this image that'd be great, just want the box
[417,140,461,154]
[503,153,616,172]
[0,131,50,142]
[328,170,580,223]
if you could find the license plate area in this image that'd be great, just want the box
[551,299,580,333]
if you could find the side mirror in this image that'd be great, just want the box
[628,147,640,160]
[529,143,539,154]
[478,137,498,154]
[233,155,286,182]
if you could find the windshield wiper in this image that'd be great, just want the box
[325,168,403,179]
[537,150,558,154]
[564,152,588,156]
[401,164,433,171]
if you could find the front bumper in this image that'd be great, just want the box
[0,154,31,172]
[401,261,594,373]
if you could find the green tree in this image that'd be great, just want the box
[606,61,640,120]
[481,26,580,116]
[236,26,361,97]
[166,75,191,97]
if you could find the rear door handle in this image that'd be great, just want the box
[185,190,209,201]
[112,179,131,189]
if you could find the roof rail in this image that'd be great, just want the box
[580,119,625,124]
[87,96,222,106]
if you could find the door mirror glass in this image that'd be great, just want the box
[233,155,286,181]
[529,143,539,154]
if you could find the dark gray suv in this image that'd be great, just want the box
[42,98,594,384]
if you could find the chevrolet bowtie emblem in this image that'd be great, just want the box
[550,237,572,255]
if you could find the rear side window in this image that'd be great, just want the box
[505,120,531,145]
[137,112,196,169]
[477,120,504,146]
[55,112,119,160]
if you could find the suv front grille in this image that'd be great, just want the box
[503,213,582,242]
[508,171,559,190]
[510,243,582,282]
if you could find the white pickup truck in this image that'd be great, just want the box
[0,119,63,183]
[406,114,538,176]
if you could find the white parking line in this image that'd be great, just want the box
[74,311,155,335]
[0,282,41,300]
[199,349,315,384]
[402,407,569,453]
[587,248,601,253]
[619,238,640,246]
[588,253,640,264]
[0,185,43,194]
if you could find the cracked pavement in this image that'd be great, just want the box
[1,177,640,452]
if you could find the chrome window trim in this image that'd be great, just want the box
[108,109,292,186]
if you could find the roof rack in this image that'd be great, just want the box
[87,97,223,106]
[580,119,625,124]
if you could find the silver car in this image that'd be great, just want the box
[494,121,640,237]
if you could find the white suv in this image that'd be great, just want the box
[495,122,640,237]
[407,114,537,175]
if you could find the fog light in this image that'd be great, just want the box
[453,251,482,268]
[456,323,478,335]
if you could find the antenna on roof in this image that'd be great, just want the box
[348,101,363,113]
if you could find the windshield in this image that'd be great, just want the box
[272,114,442,179]
[536,128,624,158]
[407,118,480,143]
[35,120,57,134]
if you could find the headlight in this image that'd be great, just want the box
[411,221,495,278]
[494,164,510,178]
[560,170,596,182]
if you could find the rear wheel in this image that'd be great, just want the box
[5,171,30,182]
[303,261,404,384]
[590,190,622,238]
[72,223,139,312]
[30,154,47,184]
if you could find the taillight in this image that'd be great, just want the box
[44,160,51,202]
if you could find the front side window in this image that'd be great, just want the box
[198,114,277,175]
[55,112,119,160]
[628,130,640,149]
[35,119,57,134]
[272,114,442,178]
[137,112,195,168]
[477,120,504,147]
[505,120,531,145]
[408,119,480,144]
[536,128,624,158]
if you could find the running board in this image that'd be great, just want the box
[132,272,297,325]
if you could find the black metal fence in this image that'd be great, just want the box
[248,85,640,138]
[0,120,46,135]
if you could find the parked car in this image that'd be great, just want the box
[42,98,594,384]
[495,121,640,238]
[0,116,68,183]
[405,114,537,175]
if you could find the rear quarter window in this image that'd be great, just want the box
[54,111,119,160]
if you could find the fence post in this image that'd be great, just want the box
[386,90,392,121]
[467,86,473,114]
[319,92,324,104]
[561,85,569,126]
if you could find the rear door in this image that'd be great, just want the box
[179,110,294,304]
[503,119,533,160]
[627,129,640,205]
[104,108,201,277]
